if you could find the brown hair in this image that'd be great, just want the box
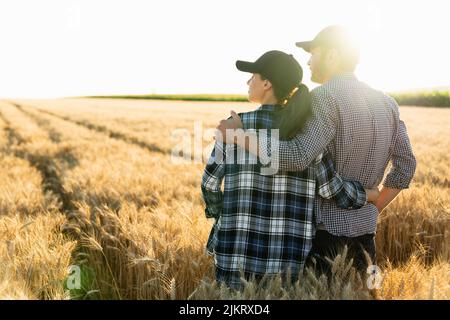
[273,83,312,140]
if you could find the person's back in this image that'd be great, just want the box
[314,73,411,236]
[214,105,316,286]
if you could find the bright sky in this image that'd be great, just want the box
[0,0,449,98]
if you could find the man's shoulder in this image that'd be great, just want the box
[365,88,400,113]
[309,85,338,115]
[310,84,332,98]
[382,93,400,108]
[310,84,340,107]
[311,81,399,110]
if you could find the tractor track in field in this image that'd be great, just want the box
[11,103,62,143]
[11,102,160,210]
[0,109,76,213]
[33,107,169,155]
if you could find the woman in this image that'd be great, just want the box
[201,50,378,290]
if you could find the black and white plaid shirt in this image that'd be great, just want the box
[259,73,417,237]
[202,104,367,288]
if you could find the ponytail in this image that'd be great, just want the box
[274,83,312,140]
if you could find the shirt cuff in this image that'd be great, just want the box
[383,172,412,189]
[348,181,368,209]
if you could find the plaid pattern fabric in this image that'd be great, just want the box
[259,73,417,237]
[201,104,367,287]
[314,154,367,210]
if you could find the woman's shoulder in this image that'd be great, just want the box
[239,109,274,130]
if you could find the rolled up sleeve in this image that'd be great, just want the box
[201,142,226,219]
[315,151,368,209]
[383,119,417,189]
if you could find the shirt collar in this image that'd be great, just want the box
[257,104,279,112]
[329,72,358,82]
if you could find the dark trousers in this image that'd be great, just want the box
[305,229,376,279]
[215,267,300,291]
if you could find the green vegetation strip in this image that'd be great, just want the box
[85,91,450,107]
[86,94,249,102]
[389,91,450,107]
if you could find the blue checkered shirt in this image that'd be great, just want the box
[201,104,367,286]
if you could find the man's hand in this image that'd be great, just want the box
[365,187,381,204]
[374,187,402,213]
[215,111,243,144]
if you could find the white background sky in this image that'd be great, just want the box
[0,0,449,98]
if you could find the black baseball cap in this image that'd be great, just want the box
[295,25,359,55]
[236,50,303,97]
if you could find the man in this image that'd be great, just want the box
[216,25,417,277]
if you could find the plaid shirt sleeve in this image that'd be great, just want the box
[314,150,367,209]
[201,141,226,219]
[258,88,338,171]
[383,111,417,189]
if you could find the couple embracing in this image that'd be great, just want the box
[201,26,416,290]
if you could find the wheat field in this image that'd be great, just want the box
[0,98,448,300]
